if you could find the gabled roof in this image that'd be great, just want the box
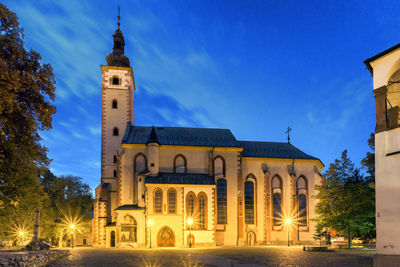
[145,173,215,185]
[239,141,318,160]
[364,42,400,75]
[122,123,239,147]
[121,123,321,163]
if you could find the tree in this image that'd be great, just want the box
[361,133,375,184]
[40,170,93,247]
[0,4,56,228]
[314,150,375,248]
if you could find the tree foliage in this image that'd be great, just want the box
[0,3,56,225]
[39,170,93,245]
[314,150,375,248]
[361,133,375,184]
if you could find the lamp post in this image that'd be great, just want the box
[187,218,193,248]
[18,231,25,246]
[148,220,153,248]
[70,224,75,249]
[285,218,292,247]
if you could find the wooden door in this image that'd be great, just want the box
[157,227,175,247]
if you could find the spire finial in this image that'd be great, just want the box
[117,5,120,30]
[286,126,292,144]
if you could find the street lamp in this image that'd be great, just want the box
[18,231,25,246]
[148,220,153,249]
[285,218,292,247]
[70,224,75,249]
[187,218,193,248]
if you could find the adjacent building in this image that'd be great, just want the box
[92,19,323,248]
[365,44,400,255]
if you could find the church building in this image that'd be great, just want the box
[92,18,324,248]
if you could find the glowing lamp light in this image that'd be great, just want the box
[187,218,193,226]
[148,220,153,226]
[285,218,292,225]
[70,224,76,230]
[18,231,24,237]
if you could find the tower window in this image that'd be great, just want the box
[113,170,117,178]
[111,76,120,85]
[112,100,118,109]
[113,155,117,164]
[113,127,119,136]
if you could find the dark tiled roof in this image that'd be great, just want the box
[239,141,318,160]
[115,205,145,211]
[122,123,239,147]
[145,173,215,185]
[364,42,400,75]
[121,123,321,163]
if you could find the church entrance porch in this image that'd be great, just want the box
[157,227,175,247]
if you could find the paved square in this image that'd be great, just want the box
[52,246,376,267]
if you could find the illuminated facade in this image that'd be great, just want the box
[92,21,323,248]
[365,44,400,255]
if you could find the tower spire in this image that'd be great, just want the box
[117,5,120,30]
[106,5,130,67]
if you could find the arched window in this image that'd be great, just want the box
[112,76,120,85]
[272,175,283,227]
[213,156,225,176]
[133,153,147,203]
[113,127,119,136]
[216,179,227,224]
[244,176,256,225]
[199,196,205,229]
[120,215,137,242]
[112,99,118,109]
[174,154,187,173]
[134,154,147,173]
[113,155,117,164]
[113,170,117,178]
[154,188,163,213]
[188,195,194,216]
[198,192,207,230]
[297,176,308,226]
[168,188,176,214]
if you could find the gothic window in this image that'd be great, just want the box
[244,177,255,225]
[113,127,119,136]
[272,175,283,227]
[188,194,194,216]
[112,76,120,85]
[272,193,282,226]
[298,194,307,226]
[134,154,147,173]
[216,179,227,224]
[174,154,187,173]
[113,155,117,164]
[112,99,118,109]
[199,195,205,229]
[168,188,176,214]
[213,156,225,177]
[197,192,207,230]
[120,215,137,242]
[113,170,117,178]
[297,176,308,226]
[154,189,162,213]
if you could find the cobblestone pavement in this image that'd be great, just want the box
[51,246,376,267]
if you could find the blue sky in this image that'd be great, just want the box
[5,0,399,190]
